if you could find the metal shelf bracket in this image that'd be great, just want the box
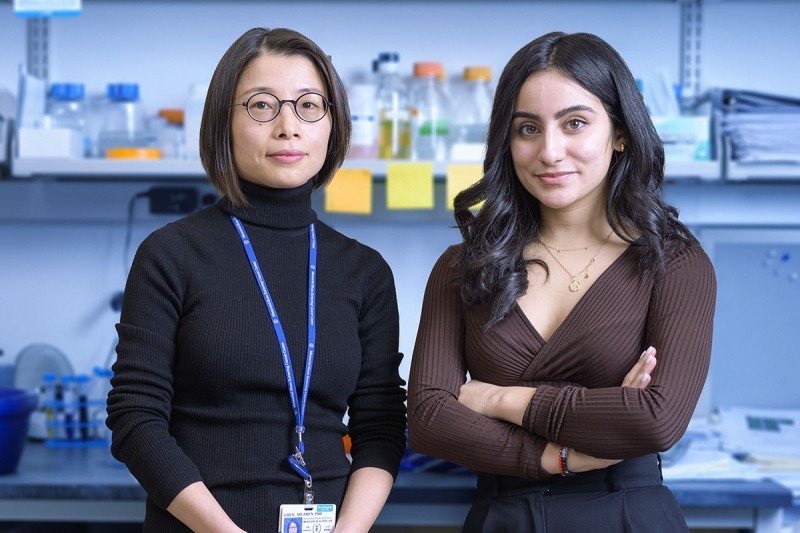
[26,17,50,83]
[680,0,703,108]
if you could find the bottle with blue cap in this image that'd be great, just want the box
[97,83,151,157]
[48,83,88,156]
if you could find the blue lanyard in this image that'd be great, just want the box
[230,215,317,493]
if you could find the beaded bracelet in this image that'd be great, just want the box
[559,445,575,477]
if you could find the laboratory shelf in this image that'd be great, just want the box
[10,157,454,179]
[664,160,721,181]
[727,161,800,181]
[12,157,206,178]
[11,157,721,181]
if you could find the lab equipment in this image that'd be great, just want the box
[410,62,451,161]
[0,388,37,474]
[451,66,493,162]
[39,371,109,448]
[376,53,411,160]
[97,83,151,157]
[48,82,88,155]
[347,83,378,159]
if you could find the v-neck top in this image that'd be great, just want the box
[407,242,716,479]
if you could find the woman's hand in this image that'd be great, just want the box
[457,379,502,417]
[622,346,657,388]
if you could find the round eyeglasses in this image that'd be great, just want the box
[236,92,332,123]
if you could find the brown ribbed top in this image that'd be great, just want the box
[408,242,716,480]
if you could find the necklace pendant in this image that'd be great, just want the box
[569,279,581,292]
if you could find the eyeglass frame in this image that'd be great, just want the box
[233,91,333,124]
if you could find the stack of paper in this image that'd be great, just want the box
[720,90,800,165]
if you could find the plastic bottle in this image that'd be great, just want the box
[451,66,493,161]
[410,62,451,161]
[154,109,186,159]
[48,83,88,156]
[97,83,150,157]
[375,53,411,160]
[347,84,378,159]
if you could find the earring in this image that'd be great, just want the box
[619,143,626,153]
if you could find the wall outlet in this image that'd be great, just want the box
[149,187,199,215]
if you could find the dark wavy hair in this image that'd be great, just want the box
[200,27,350,207]
[453,32,698,328]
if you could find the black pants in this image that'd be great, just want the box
[463,454,688,533]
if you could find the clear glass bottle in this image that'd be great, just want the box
[48,83,88,156]
[97,83,150,157]
[410,62,451,161]
[376,53,411,160]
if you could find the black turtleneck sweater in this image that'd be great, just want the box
[107,179,407,532]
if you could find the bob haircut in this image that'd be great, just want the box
[453,32,697,328]
[200,27,351,207]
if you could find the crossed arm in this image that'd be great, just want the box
[458,347,658,474]
[408,245,715,476]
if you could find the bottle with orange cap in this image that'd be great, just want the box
[451,66,494,162]
[153,109,185,159]
[410,62,451,161]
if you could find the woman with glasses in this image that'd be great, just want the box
[408,32,715,531]
[107,27,406,532]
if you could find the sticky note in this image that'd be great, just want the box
[324,168,373,215]
[386,162,434,210]
[446,164,484,210]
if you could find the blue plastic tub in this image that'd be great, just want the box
[0,388,38,474]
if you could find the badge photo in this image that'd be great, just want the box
[278,503,336,533]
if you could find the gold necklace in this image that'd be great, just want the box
[538,241,590,253]
[541,231,614,292]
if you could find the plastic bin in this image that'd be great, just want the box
[0,388,38,474]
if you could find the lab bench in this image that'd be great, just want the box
[0,443,793,532]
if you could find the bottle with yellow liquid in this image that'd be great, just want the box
[375,53,411,159]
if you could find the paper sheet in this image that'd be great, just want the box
[324,168,372,215]
[446,164,483,210]
[386,162,434,210]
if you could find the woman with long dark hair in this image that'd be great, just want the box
[408,32,715,531]
[107,28,406,532]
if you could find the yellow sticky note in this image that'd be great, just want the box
[386,162,434,210]
[446,164,484,210]
[324,168,373,215]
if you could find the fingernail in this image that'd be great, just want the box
[642,373,649,383]
[646,347,655,356]
[646,354,653,364]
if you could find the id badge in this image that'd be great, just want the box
[278,503,336,533]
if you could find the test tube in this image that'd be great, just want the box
[42,373,57,440]
[61,375,75,441]
[75,374,90,441]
